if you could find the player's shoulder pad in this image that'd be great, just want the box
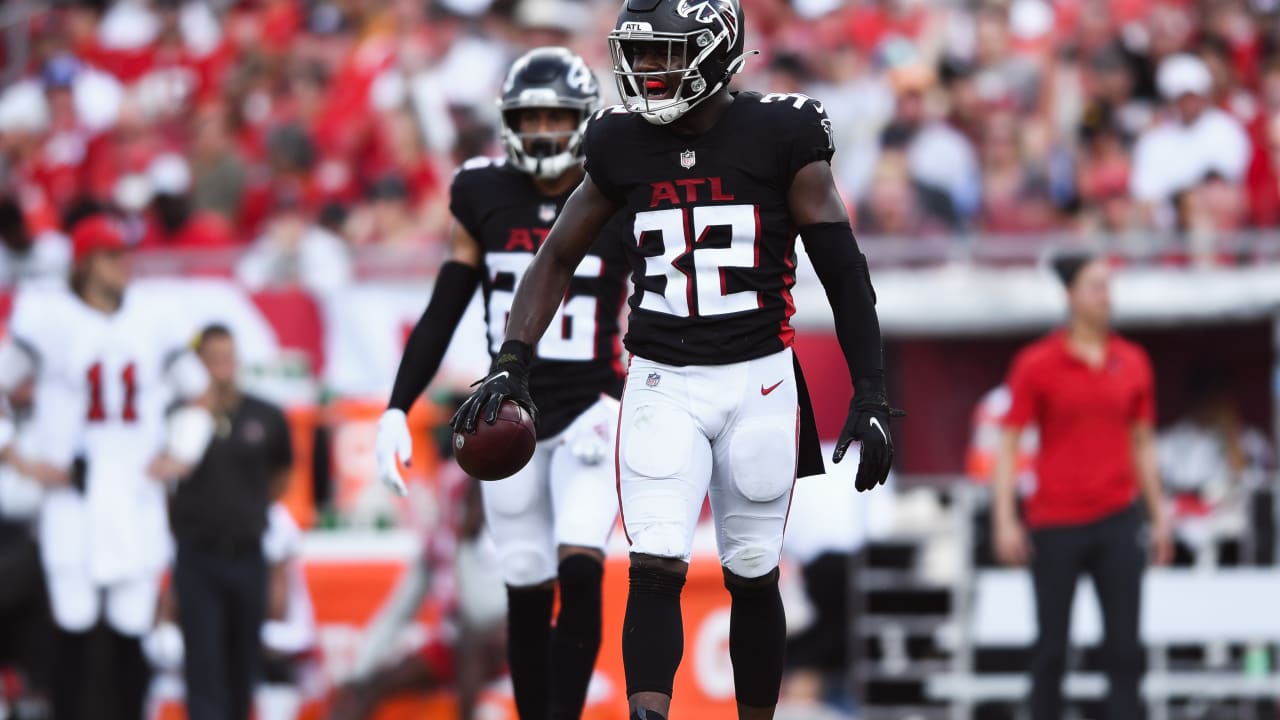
[450,155,510,200]
[584,104,635,143]
[589,103,632,124]
[452,155,508,180]
[751,91,832,131]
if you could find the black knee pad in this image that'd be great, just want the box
[623,564,686,697]
[723,566,781,595]
[723,567,785,708]
[556,555,604,639]
[558,555,603,602]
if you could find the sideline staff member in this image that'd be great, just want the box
[171,325,294,720]
[993,254,1171,720]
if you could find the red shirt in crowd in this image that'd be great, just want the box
[1002,331,1155,529]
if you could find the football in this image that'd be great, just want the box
[453,400,537,481]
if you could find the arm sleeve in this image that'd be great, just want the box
[387,260,483,411]
[798,222,882,394]
[1002,350,1039,429]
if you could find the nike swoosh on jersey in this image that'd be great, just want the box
[761,380,784,395]
[489,371,509,382]
[869,417,888,442]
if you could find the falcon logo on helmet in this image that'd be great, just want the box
[498,47,601,180]
[675,0,739,46]
[608,0,752,125]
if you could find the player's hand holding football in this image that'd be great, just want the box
[452,340,539,434]
[833,379,905,492]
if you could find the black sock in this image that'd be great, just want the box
[550,555,604,720]
[52,627,89,720]
[724,567,786,708]
[622,562,686,698]
[507,584,555,720]
[105,627,150,720]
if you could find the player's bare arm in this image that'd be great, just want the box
[791,159,902,490]
[1133,422,1173,565]
[992,426,1031,565]
[451,175,618,435]
[789,159,851,226]
[376,219,484,495]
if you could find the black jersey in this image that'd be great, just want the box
[450,157,627,439]
[583,91,835,367]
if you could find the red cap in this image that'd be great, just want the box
[71,215,128,263]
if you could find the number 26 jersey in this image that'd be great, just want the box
[450,157,629,439]
[583,91,836,367]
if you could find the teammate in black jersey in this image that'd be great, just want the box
[376,47,628,720]
[452,1,902,718]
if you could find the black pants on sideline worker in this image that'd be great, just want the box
[1029,503,1145,720]
[171,329,294,720]
[175,544,267,720]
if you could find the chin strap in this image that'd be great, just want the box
[639,50,760,126]
[724,49,759,79]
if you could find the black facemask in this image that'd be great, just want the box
[526,137,559,159]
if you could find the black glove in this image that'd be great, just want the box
[450,340,539,434]
[833,379,905,492]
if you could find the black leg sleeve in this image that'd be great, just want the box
[506,584,555,720]
[724,567,786,708]
[387,261,482,411]
[798,222,883,393]
[550,555,604,720]
[622,564,686,698]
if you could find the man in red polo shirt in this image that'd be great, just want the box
[993,253,1172,720]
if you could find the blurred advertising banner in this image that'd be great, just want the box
[294,542,734,720]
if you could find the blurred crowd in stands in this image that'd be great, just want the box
[3,0,1280,287]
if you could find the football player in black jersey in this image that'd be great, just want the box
[451,1,903,718]
[375,47,629,720]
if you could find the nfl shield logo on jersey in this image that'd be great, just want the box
[539,203,557,223]
[679,150,696,169]
[646,372,661,387]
